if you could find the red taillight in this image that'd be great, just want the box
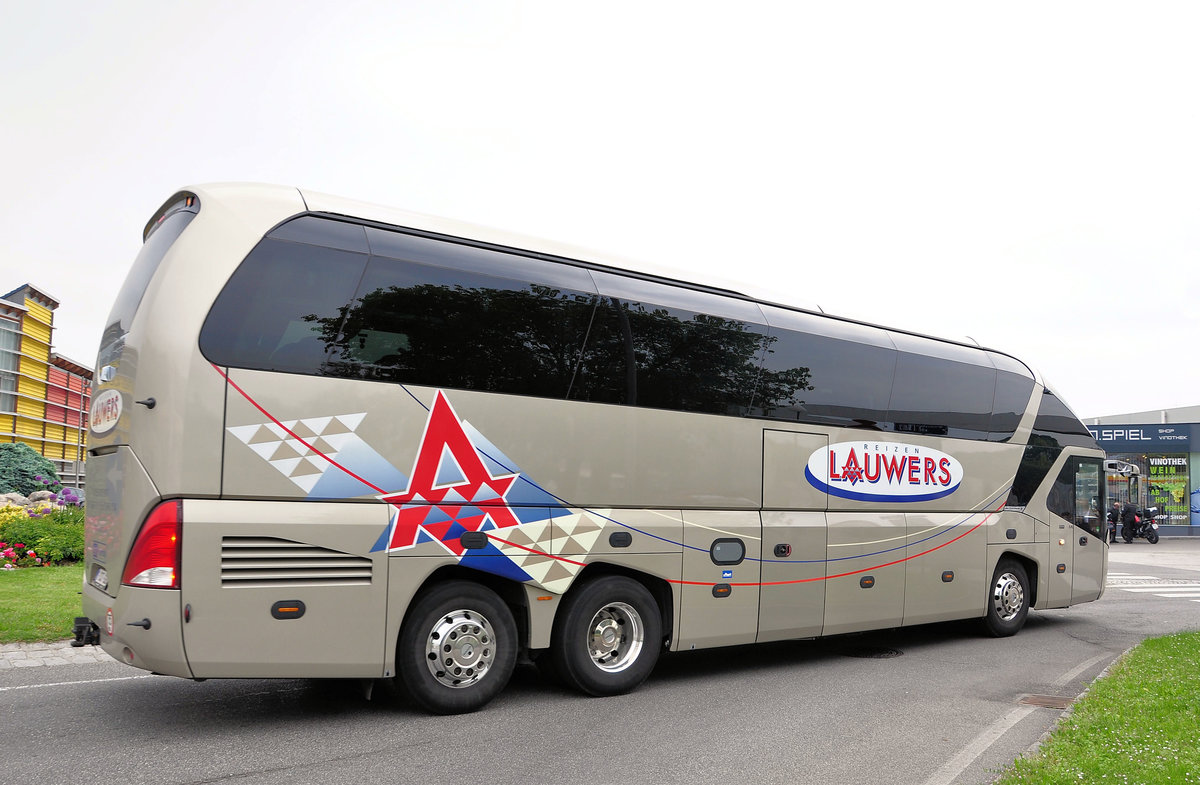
[121,500,182,589]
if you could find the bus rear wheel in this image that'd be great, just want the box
[982,558,1029,637]
[396,581,517,714]
[550,575,662,697]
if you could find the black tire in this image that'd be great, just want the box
[1147,529,1160,544]
[982,558,1030,637]
[395,581,517,714]
[549,575,662,697]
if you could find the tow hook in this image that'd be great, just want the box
[71,617,101,647]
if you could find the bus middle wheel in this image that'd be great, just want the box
[550,575,662,697]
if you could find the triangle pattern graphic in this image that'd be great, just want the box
[434,444,467,488]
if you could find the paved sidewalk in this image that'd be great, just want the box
[0,640,113,669]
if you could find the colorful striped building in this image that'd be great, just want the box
[1,284,92,488]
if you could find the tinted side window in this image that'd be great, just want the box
[199,237,368,373]
[572,273,771,415]
[1008,391,1097,507]
[756,306,895,429]
[887,350,996,440]
[1009,440,1062,508]
[323,244,598,398]
[1030,390,1099,450]
[990,369,1036,442]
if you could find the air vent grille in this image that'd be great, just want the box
[220,536,373,587]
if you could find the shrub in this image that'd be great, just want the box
[0,444,60,496]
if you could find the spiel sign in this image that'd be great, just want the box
[806,442,963,502]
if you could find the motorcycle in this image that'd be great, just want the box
[1122,507,1162,544]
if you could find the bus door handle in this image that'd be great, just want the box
[1079,536,1088,546]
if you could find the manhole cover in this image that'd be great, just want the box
[1019,694,1073,710]
[839,646,903,659]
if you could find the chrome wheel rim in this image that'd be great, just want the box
[992,572,1025,621]
[587,601,644,673]
[424,609,496,689]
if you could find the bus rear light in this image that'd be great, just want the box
[121,500,182,589]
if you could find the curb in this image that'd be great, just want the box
[0,640,113,669]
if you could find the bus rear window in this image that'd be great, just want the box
[103,196,199,343]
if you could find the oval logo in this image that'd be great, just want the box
[89,389,123,434]
[805,441,963,502]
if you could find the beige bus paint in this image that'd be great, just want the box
[822,512,908,636]
[180,498,391,679]
[677,510,761,650]
[987,509,1040,545]
[901,512,988,627]
[88,583,191,677]
[757,510,827,642]
[762,430,829,510]
[558,509,683,556]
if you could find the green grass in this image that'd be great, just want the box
[0,562,84,644]
[996,630,1200,784]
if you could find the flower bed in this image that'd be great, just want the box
[0,475,85,569]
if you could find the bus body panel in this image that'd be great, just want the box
[902,512,988,626]
[180,499,391,679]
[762,429,829,510]
[757,510,827,642]
[81,580,190,676]
[822,512,907,636]
[677,510,761,650]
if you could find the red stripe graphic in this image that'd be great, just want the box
[213,363,389,495]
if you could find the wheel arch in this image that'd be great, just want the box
[405,565,533,652]
[562,562,675,648]
[997,550,1039,609]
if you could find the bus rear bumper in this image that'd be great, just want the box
[80,581,194,678]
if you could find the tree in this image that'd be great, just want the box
[0,443,60,496]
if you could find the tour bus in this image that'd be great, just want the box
[77,184,1109,714]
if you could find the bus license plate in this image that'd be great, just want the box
[93,567,109,592]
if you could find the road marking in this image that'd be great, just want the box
[0,675,153,693]
[1121,585,1200,592]
[919,652,1110,785]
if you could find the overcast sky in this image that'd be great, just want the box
[2,2,1197,420]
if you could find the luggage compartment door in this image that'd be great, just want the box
[181,499,390,678]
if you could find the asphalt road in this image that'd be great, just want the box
[4,538,1199,785]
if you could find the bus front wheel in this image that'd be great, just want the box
[550,575,662,697]
[982,559,1029,637]
[396,580,517,714]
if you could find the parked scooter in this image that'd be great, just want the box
[1122,507,1162,544]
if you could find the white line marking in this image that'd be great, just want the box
[921,706,1036,785]
[920,651,1110,785]
[0,675,154,693]
[1120,585,1200,592]
[1052,652,1111,689]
